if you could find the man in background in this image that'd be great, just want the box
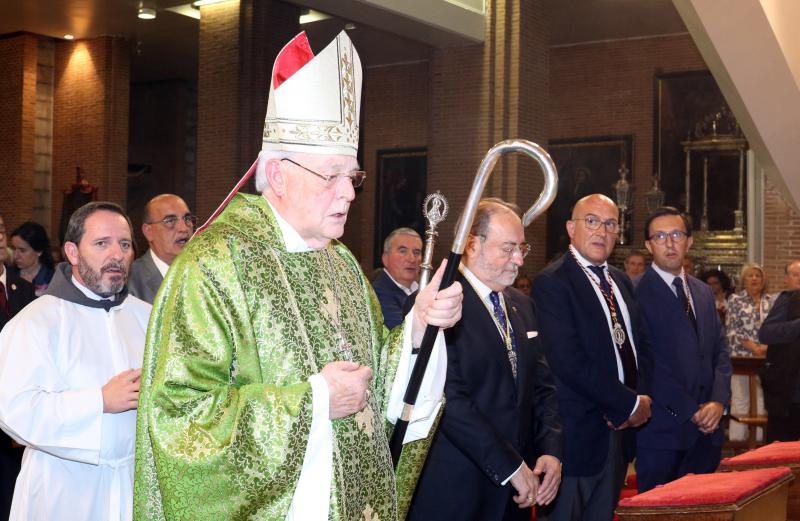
[759,260,800,441]
[128,194,195,304]
[372,227,422,328]
[624,251,647,287]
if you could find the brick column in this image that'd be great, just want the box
[52,36,130,242]
[429,0,550,270]
[0,34,38,230]
[195,0,300,220]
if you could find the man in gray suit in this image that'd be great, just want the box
[129,194,196,303]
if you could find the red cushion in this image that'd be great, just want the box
[617,467,793,507]
[721,441,800,467]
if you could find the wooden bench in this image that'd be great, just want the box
[728,356,768,451]
[719,441,800,520]
[616,467,793,520]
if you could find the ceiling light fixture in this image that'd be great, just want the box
[344,23,356,31]
[138,0,157,20]
[192,0,231,6]
[64,34,75,40]
[298,9,332,25]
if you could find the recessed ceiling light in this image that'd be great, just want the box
[64,34,74,40]
[192,0,230,6]
[138,0,157,19]
[344,23,356,31]
[299,9,331,25]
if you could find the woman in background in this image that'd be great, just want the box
[725,263,774,442]
[701,268,733,323]
[10,222,55,297]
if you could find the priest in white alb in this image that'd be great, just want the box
[133,31,462,521]
[0,202,151,520]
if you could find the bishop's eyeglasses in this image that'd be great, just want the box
[281,158,366,188]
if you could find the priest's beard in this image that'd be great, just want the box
[77,256,128,297]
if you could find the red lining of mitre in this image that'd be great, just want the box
[272,32,315,89]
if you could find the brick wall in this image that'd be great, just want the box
[52,36,130,244]
[342,61,430,267]
[128,80,196,248]
[550,34,708,250]
[195,0,300,220]
[0,34,38,231]
[763,181,800,290]
[427,0,550,275]
[550,33,798,289]
[196,1,240,220]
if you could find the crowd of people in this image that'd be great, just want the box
[0,30,799,521]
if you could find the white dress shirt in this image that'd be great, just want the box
[570,246,639,416]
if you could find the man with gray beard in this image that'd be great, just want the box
[409,198,562,521]
[0,202,151,521]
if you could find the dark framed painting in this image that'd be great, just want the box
[654,70,743,230]
[545,135,633,260]
[374,148,427,267]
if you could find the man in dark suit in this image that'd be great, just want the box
[635,206,731,492]
[0,217,36,520]
[371,227,422,328]
[409,198,562,521]
[533,194,653,521]
[758,260,800,442]
[129,194,195,303]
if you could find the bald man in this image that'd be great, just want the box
[533,194,652,521]
[128,194,196,303]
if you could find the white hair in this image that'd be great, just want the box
[255,150,289,193]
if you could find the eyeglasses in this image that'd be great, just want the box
[573,214,620,234]
[648,230,689,245]
[281,158,366,188]
[145,214,198,229]
[477,235,532,259]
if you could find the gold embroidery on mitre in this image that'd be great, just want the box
[262,34,359,151]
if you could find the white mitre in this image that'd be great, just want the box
[262,30,362,157]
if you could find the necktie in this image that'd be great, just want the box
[0,281,8,318]
[673,277,698,334]
[489,291,517,378]
[587,265,638,390]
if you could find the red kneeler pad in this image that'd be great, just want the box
[720,441,800,468]
[616,467,794,520]
[719,441,800,520]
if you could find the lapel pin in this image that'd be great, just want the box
[10,284,16,291]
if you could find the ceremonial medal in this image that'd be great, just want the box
[613,322,626,346]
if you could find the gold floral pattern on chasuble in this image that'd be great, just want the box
[134,194,416,521]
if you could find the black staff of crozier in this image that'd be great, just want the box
[389,139,559,466]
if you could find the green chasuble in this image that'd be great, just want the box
[134,193,431,521]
